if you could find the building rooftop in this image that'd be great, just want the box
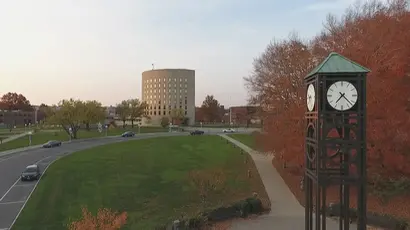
[142,68,195,74]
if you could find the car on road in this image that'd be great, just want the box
[190,130,205,135]
[222,128,236,133]
[121,131,136,137]
[21,164,41,181]
[42,140,62,148]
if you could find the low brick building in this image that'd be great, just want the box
[0,110,35,126]
[229,106,260,126]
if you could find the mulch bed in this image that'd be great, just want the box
[272,158,410,222]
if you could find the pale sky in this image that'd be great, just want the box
[0,0,354,107]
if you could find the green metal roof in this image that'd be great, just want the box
[305,52,370,78]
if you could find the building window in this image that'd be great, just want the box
[179,105,182,109]
[179,84,182,88]
[174,84,177,88]
[174,78,176,82]
[154,79,156,82]
[168,111,171,115]
[185,84,187,88]
[185,106,187,110]
[185,78,187,82]
[163,111,166,115]
[185,111,187,115]
[185,89,187,93]
[154,111,156,115]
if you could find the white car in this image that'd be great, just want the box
[223,128,235,133]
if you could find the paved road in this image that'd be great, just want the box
[0,132,190,230]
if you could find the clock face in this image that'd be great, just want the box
[327,81,358,111]
[306,84,315,111]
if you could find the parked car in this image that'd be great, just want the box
[42,140,62,148]
[21,164,41,181]
[190,130,205,135]
[121,131,135,137]
[222,128,236,133]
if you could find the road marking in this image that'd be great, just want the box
[14,184,35,187]
[0,156,53,202]
[0,180,19,202]
[0,201,25,205]
[8,157,60,229]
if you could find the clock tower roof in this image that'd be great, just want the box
[305,52,370,79]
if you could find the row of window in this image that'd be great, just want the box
[144,89,188,94]
[147,110,188,116]
[144,83,188,89]
[144,94,188,100]
[149,105,188,110]
[145,78,187,83]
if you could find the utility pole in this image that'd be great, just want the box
[229,107,232,126]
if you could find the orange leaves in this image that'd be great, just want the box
[68,207,127,230]
[246,0,410,177]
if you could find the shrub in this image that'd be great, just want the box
[67,207,127,230]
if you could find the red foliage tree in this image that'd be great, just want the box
[245,0,410,177]
[0,92,33,111]
[68,207,127,230]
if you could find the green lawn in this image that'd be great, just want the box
[228,133,263,151]
[0,127,168,152]
[12,136,269,230]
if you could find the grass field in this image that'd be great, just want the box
[228,133,263,151]
[0,127,168,152]
[12,136,269,230]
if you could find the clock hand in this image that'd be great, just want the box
[341,94,353,106]
[335,93,343,103]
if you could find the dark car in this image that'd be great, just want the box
[21,164,41,181]
[121,131,135,137]
[190,130,205,135]
[42,140,62,148]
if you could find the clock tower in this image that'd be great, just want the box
[304,52,370,230]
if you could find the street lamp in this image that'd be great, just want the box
[28,131,33,146]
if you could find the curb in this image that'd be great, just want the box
[0,132,172,158]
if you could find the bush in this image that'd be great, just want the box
[68,207,127,230]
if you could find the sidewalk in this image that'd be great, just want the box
[219,134,357,230]
[1,132,29,144]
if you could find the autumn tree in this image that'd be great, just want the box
[245,0,410,176]
[115,100,130,128]
[244,33,315,166]
[201,95,221,122]
[310,0,410,176]
[127,98,147,128]
[0,92,33,111]
[68,207,127,230]
[45,99,85,139]
[82,100,106,130]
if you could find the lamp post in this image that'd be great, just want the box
[68,127,73,142]
[28,131,33,146]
